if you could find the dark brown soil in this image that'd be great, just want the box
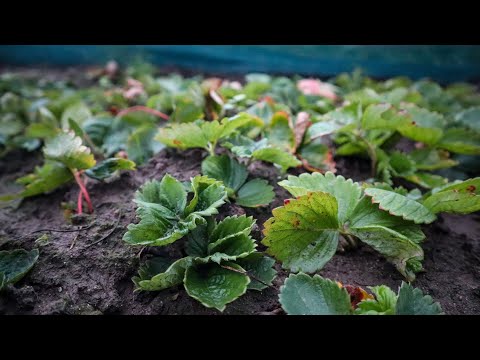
[1,147,479,315]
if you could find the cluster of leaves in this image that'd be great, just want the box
[0,249,39,291]
[279,273,443,315]
[312,70,480,186]
[123,174,276,311]
[201,155,274,207]
[262,172,480,281]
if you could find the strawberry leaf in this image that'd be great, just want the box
[355,285,397,315]
[236,179,274,208]
[396,282,443,315]
[184,175,227,217]
[0,249,39,289]
[201,155,248,194]
[84,158,136,181]
[279,172,362,223]
[133,257,193,291]
[265,112,295,152]
[1,161,73,201]
[43,131,96,170]
[262,191,340,273]
[349,196,425,281]
[60,102,92,129]
[279,273,352,315]
[438,128,480,155]
[236,253,276,291]
[364,188,436,224]
[396,104,445,145]
[409,148,458,171]
[251,147,301,172]
[423,178,480,214]
[184,262,250,312]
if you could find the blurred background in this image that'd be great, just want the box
[1,45,480,83]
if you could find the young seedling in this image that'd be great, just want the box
[132,215,276,311]
[279,273,443,315]
[0,131,135,214]
[201,154,274,207]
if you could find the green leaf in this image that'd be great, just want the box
[201,155,248,193]
[1,161,73,201]
[68,118,84,137]
[171,97,204,123]
[184,262,250,312]
[43,131,96,170]
[185,219,214,258]
[236,179,274,207]
[364,188,436,224]
[397,105,445,145]
[349,196,426,243]
[127,125,165,165]
[204,215,257,263]
[25,123,59,139]
[236,253,277,291]
[388,151,416,177]
[185,215,256,265]
[225,136,269,158]
[61,102,92,129]
[279,273,352,315]
[361,103,408,130]
[454,106,480,132]
[252,147,301,172]
[84,158,136,181]
[279,172,362,224]
[184,175,227,217]
[0,249,39,287]
[423,178,480,214]
[396,282,443,315]
[265,112,295,152]
[349,196,425,281]
[297,139,334,172]
[156,122,209,150]
[135,175,187,216]
[134,257,193,291]
[404,172,449,189]
[409,148,458,171]
[438,128,480,155]
[355,285,397,315]
[262,192,340,273]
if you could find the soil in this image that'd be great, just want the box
[0,67,479,315]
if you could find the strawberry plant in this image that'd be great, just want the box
[123,174,228,246]
[133,216,276,311]
[201,155,274,207]
[279,273,443,315]
[124,174,276,311]
[262,172,480,281]
[0,131,135,214]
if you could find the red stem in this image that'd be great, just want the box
[73,171,93,214]
[77,190,83,215]
[117,105,169,121]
